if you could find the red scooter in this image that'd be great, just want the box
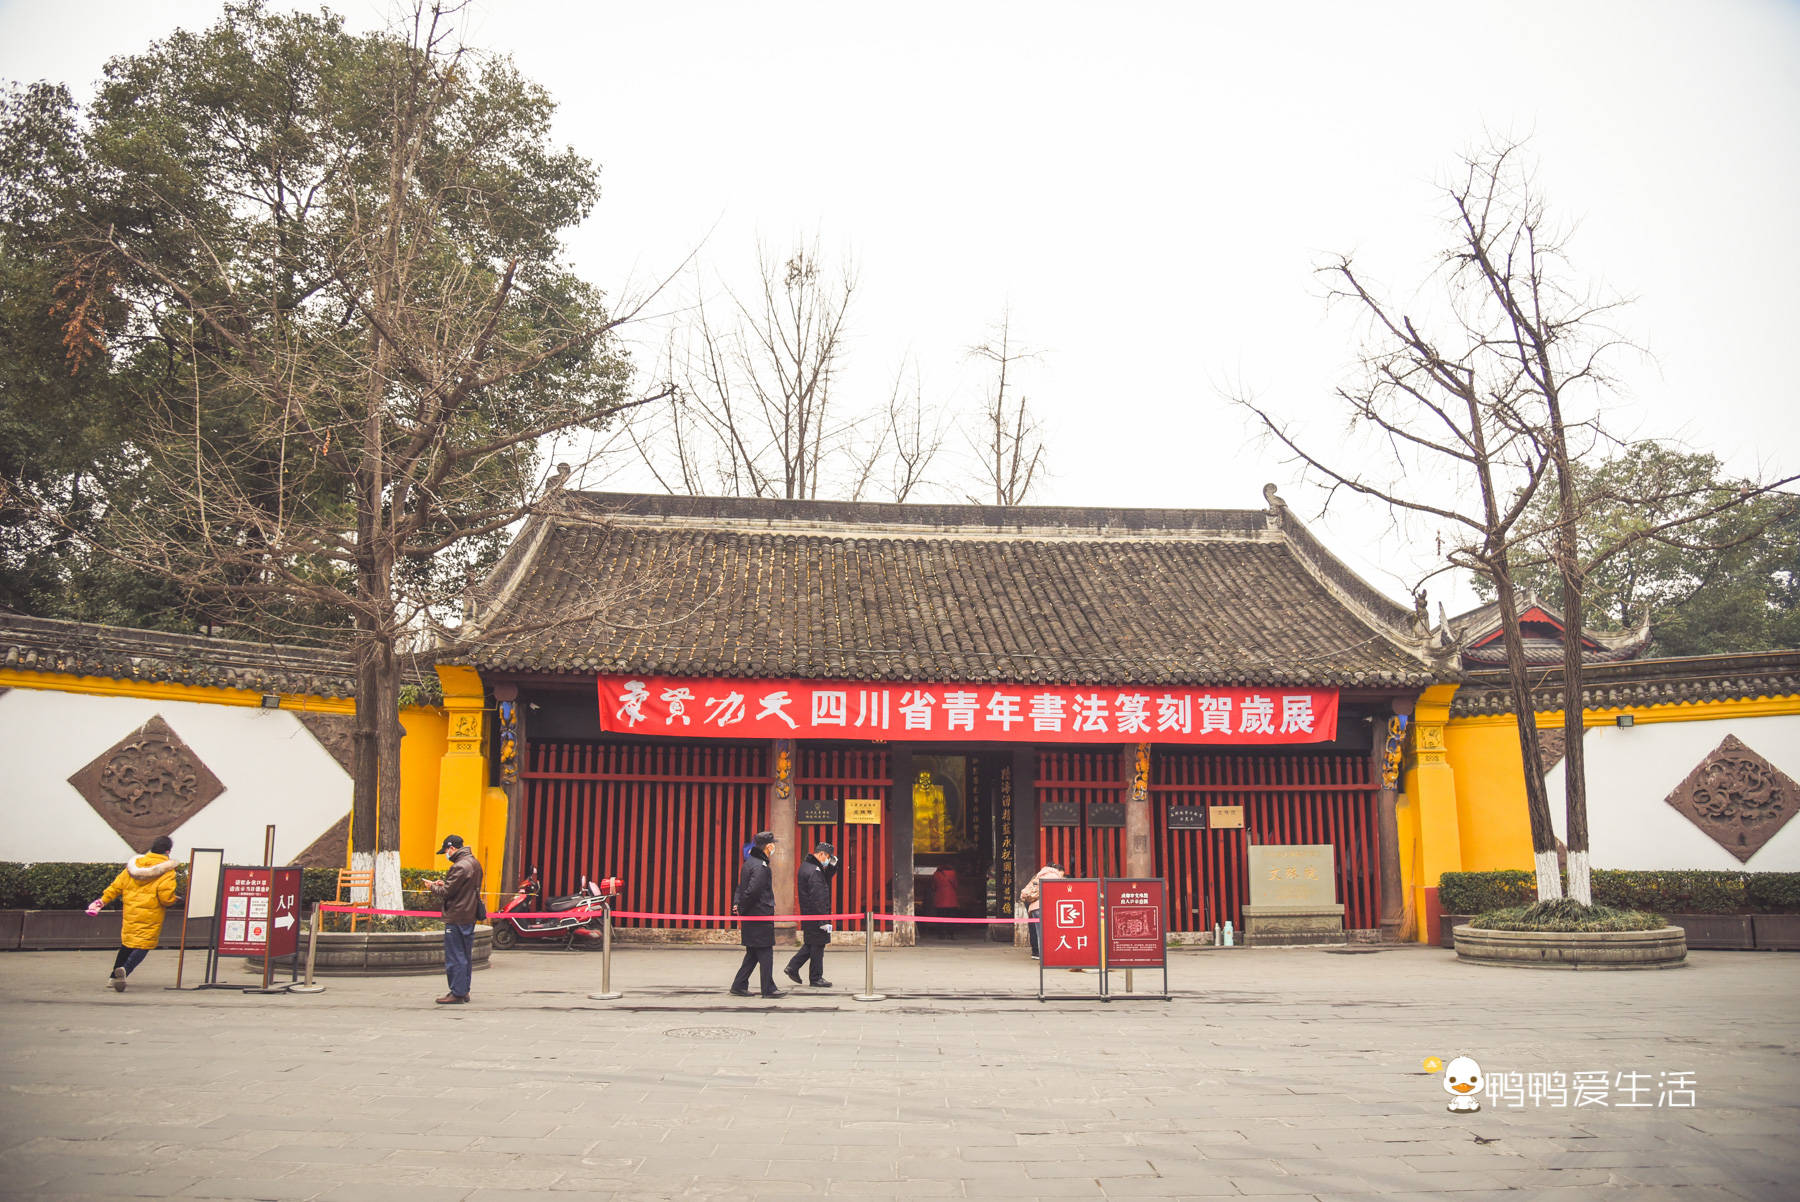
[488,867,623,950]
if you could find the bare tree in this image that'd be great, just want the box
[647,238,861,499]
[965,310,1046,506]
[843,358,948,502]
[1244,139,1795,909]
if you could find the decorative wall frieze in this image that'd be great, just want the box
[67,715,225,850]
[1450,651,1800,717]
[1663,734,1796,863]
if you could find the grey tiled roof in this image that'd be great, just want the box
[454,492,1445,689]
[0,613,440,701]
[1450,650,1800,716]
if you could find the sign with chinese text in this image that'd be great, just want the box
[1103,879,1167,968]
[599,676,1338,745]
[1040,878,1102,969]
[845,798,881,825]
[1247,844,1336,907]
[1085,803,1126,828]
[798,797,841,825]
[1208,804,1244,829]
[216,867,302,958]
[1166,806,1207,830]
[1039,801,1080,827]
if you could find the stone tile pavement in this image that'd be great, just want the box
[0,940,1794,1200]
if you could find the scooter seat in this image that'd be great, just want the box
[545,895,588,912]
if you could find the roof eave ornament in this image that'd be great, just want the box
[1262,483,1287,532]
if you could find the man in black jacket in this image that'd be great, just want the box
[425,834,484,1005]
[729,830,786,998]
[784,841,840,988]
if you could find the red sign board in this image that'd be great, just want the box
[598,675,1338,745]
[1103,879,1168,968]
[1040,878,1102,968]
[216,867,302,958]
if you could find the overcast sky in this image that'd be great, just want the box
[3,0,1796,613]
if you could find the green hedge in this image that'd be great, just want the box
[1,862,451,911]
[1439,868,1800,915]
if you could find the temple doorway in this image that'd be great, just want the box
[910,750,1016,941]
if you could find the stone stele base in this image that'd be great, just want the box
[1453,924,1687,970]
[1241,903,1346,947]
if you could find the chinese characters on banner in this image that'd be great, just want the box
[597,676,1338,744]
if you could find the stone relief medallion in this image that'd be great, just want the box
[68,715,225,851]
[1663,734,1796,863]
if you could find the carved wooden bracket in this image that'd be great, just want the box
[1663,734,1796,863]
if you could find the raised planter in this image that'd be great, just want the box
[3,910,213,951]
[1439,914,1472,947]
[250,926,492,976]
[1453,923,1686,970]
[1666,914,1754,950]
[1752,914,1800,951]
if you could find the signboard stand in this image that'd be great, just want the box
[1038,877,1169,1002]
[197,862,303,992]
[169,848,224,990]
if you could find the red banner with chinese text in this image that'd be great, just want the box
[597,676,1337,744]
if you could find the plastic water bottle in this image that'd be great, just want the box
[1213,922,1222,946]
[1223,920,1235,947]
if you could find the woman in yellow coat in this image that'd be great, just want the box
[89,835,181,991]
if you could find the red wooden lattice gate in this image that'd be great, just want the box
[1035,749,1128,879]
[1151,749,1379,933]
[522,739,768,929]
[797,745,892,919]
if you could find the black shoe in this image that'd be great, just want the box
[760,988,788,999]
[783,966,802,985]
[729,987,753,997]
[809,979,832,988]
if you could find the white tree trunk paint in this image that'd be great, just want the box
[350,850,374,903]
[1567,849,1592,907]
[375,850,403,911]
[1534,849,1563,901]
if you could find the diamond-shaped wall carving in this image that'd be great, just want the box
[68,715,224,851]
[1663,734,1797,863]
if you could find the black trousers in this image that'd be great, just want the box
[785,942,825,983]
[731,946,776,994]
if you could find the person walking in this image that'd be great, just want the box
[1018,860,1065,958]
[424,834,483,1005]
[784,841,839,988]
[730,830,786,998]
[88,835,181,991]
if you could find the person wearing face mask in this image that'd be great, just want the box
[783,841,840,988]
[730,830,785,998]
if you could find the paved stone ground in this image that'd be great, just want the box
[0,940,1795,1200]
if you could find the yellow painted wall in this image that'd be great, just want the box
[1443,716,1537,871]
[398,705,448,870]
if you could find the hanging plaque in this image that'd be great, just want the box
[845,798,882,825]
[1085,803,1126,828]
[1166,805,1208,830]
[1039,801,1080,827]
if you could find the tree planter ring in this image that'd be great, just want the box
[1453,924,1687,970]
[248,926,491,977]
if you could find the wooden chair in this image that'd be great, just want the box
[335,869,374,932]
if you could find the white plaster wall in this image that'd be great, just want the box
[0,686,350,864]
[1544,712,1800,871]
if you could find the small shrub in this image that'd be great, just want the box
[1471,900,1666,932]
[1437,870,1537,914]
[1591,869,1748,914]
[1747,873,1800,914]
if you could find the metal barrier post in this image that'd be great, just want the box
[290,904,326,994]
[587,901,622,1001]
[853,909,885,1002]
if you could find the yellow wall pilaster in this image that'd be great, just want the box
[433,665,491,872]
[1405,683,1461,942]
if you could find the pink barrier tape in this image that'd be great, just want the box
[317,904,1025,924]
[880,913,1028,924]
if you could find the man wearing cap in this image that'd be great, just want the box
[425,835,484,1005]
[784,841,840,988]
[729,830,785,998]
